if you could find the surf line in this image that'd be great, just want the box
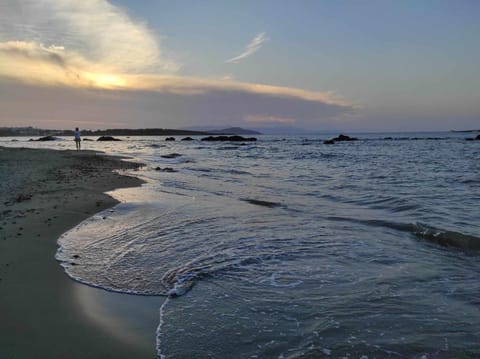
[156,297,171,359]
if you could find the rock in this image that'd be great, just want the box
[83,138,94,141]
[154,167,177,172]
[384,137,393,140]
[181,137,194,141]
[161,153,182,159]
[476,134,480,140]
[201,135,257,142]
[324,134,358,144]
[97,136,121,141]
[35,135,57,141]
[165,137,176,141]
[333,134,358,141]
[162,167,177,173]
[16,193,32,202]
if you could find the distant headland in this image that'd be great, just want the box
[451,129,480,133]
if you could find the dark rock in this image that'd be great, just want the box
[162,167,177,173]
[181,137,194,141]
[333,134,358,141]
[72,255,80,259]
[36,135,57,141]
[324,134,358,144]
[154,167,177,172]
[165,137,176,141]
[97,136,121,141]
[161,153,182,159]
[384,137,393,140]
[201,135,257,142]
[16,194,32,202]
[465,135,480,141]
[83,138,94,141]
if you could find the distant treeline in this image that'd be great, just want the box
[60,128,214,136]
[0,127,219,137]
[0,127,54,136]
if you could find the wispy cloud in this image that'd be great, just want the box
[225,32,269,64]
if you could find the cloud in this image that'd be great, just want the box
[0,40,354,129]
[0,40,351,108]
[225,32,269,64]
[0,0,179,73]
[0,1,355,130]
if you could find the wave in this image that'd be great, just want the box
[327,216,480,250]
[412,223,480,250]
[460,177,480,185]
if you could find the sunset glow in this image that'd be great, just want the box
[1,0,479,131]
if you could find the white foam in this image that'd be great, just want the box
[156,297,170,359]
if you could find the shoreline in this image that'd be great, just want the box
[0,146,159,358]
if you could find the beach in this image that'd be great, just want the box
[0,146,159,359]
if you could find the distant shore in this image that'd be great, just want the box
[0,126,262,137]
[0,147,159,358]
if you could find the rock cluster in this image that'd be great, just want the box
[324,134,358,144]
[97,136,121,141]
[31,136,58,141]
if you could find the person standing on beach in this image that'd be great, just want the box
[74,127,81,150]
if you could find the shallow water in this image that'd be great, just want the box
[3,132,480,357]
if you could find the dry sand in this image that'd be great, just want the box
[0,147,160,358]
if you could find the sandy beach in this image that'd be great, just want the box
[0,147,160,358]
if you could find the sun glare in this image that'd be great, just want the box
[86,73,127,89]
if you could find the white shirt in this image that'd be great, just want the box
[74,130,81,140]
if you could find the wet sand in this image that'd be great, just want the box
[0,147,160,358]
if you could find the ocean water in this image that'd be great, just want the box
[3,132,480,358]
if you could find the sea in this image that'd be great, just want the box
[2,132,480,358]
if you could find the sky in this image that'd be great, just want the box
[0,0,479,132]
